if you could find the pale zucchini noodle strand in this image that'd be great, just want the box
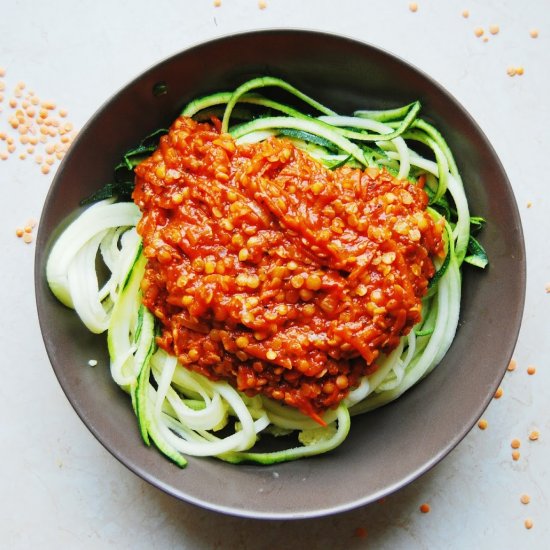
[45,79,474,466]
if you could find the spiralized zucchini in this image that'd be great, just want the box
[46,77,486,466]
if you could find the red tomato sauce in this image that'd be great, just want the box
[133,116,444,422]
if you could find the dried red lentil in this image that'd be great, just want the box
[15,217,38,244]
[512,450,520,461]
[419,503,430,513]
[478,419,488,430]
[529,430,539,441]
[134,117,444,420]
[0,67,76,172]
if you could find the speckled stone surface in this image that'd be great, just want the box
[1,1,548,547]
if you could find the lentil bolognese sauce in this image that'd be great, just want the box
[134,116,444,423]
[46,77,486,465]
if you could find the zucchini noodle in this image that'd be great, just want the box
[46,77,485,467]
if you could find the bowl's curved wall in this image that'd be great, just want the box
[35,30,525,519]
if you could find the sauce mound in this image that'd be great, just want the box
[133,116,444,421]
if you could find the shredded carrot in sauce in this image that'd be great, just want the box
[133,117,444,421]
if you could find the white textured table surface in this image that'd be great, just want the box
[1,1,548,548]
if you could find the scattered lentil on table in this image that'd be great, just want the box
[15,218,38,245]
[0,67,77,174]
[507,66,525,77]
[478,419,488,430]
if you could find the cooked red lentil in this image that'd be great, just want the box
[133,117,444,420]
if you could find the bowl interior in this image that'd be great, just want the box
[35,30,525,519]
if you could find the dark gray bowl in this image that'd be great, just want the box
[35,30,525,519]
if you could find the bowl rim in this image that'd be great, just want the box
[35,28,526,519]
